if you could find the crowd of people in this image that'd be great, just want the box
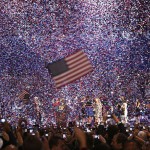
[0,112,149,150]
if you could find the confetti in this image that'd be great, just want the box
[0,0,149,126]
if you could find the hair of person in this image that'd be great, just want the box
[85,133,94,149]
[22,135,42,150]
[93,143,111,150]
[123,139,141,150]
[107,125,119,138]
[116,133,127,146]
[96,125,106,136]
[48,136,64,149]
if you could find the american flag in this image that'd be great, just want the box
[18,90,29,100]
[47,50,93,88]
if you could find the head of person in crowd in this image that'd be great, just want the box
[106,125,119,145]
[2,122,11,133]
[123,140,141,150]
[117,123,127,135]
[22,135,43,150]
[49,136,70,150]
[138,131,147,141]
[2,144,17,150]
[1,130,11,149]
[96,124,106,137]
[111,133,127,150]
[85,132,94,150]
[93,143,111,150]
[0,137,3,149]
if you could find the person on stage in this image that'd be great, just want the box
[81,103,86,124]
[120,96,128,124]
[135,99,141,124]
[93,98,103,124]
[34,97,42,125]
[85,96,94,125]
[115,103,122,121]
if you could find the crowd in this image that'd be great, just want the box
[0,113,149,150]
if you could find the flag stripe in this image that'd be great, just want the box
[65,50,84,61]
[66,52,87,65]
[54,61,92,81]
[68,56,89,68]
[55,64,92,84]
[56,68,93,88]
[18,90,29,100]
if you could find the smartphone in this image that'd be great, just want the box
[29,129,33,133]
[76,121,79,126]
[107,115,111,118]
[45,134,48,137]
[63,134,66,138]
[86,128,91,133]
[1,119,5,123]
[94,135,99,139]
[101,122,104,125]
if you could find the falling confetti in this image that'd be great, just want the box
[0,0,149,125]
